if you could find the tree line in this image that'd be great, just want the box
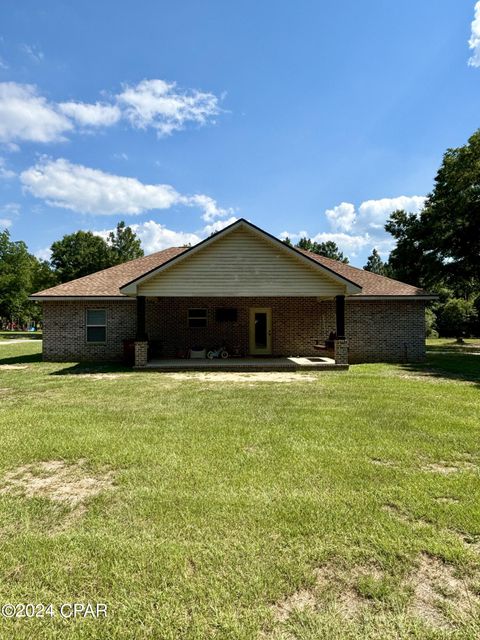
[283,130,480,338]
[0,222,143,327]
[2,130,480,336]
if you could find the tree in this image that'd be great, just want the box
[282,237,293,246]
[0,230,34,322]
[385,130,480,293]
[420,130,480,286]
[107,221,143,265]
[384,210,429,286]
[296,237,349,263]
[50,231,113,283]
[364,248,387,275]
[436,298,478,338]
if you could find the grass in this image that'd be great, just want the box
[0,330,42,340]
[0,341,479,639]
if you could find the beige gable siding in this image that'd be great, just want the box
[137,226,346,297]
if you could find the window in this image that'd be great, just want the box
[215,308,238,322]
[86,309,106,343]
[188,308,207,328]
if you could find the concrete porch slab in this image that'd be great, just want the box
[136,356,348,372]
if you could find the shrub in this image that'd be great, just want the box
[436,298,478,338]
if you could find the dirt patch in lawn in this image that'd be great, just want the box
[370,458,398,468]
[86,373,132,380]
[165,372,317,383]
[270,562,380,628]
[0,364,29,370]
[411,553,479,629]
[435,496,460,504]
[421,461,478,475]
[273,588,317,622]
[0,460,114,516]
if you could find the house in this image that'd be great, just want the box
[30,219,434,367]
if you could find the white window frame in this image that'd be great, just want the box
[86,309,107,343]
[188,308,207,328]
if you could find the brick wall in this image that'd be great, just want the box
[41,297,426,363]
[42,300,136,362]
[346,300,426,363]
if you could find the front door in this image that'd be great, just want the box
[249,308,272,355]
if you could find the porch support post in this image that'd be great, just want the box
[136,295,147,341]
[335,295,345,339]
[134,295,148,368]
[334,295,348,365]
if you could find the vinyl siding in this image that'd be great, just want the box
[138,226,346,297]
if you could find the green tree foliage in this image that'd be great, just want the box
[0,226,60,323]
[363,248,387,275]
[425,307,438,338]
[0,230,35,322]
[435,299,478,338]
[385,130,480,293]
[50,231,114,283]
[296,237,349,263]
[421,130,480,285]
[108,221,144,265]
[384,210,432,287]
[282,237,293,247]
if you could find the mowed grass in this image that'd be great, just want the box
[0,341,479,639]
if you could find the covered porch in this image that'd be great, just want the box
[132,294,349,369]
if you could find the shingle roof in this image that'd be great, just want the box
[296,249,428,297]
[31,241,430,299]
[31,247,187,298]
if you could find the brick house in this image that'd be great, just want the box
[30,219,434,367]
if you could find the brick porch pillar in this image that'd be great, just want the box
[334,338,349,365]
[134,340,148,367]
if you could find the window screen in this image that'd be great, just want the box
[86,309,106,342]
[188,308,207,328]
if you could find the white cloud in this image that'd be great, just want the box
[187,193,234,221]
[35,247,52,261]
[0,83,72,143]
[0,56,8,70]
[20,44,44,63]
[95,220,202,254]
[325,202,356,231]
[117,79,221,137]
[94,216,239,255]
[281,194,426,260]
[469,2,480,67]
[21,158,231,221]
[0,79,223,146]
[1,202,21,216]
[202,216,238,235]
[113,152,128,161]
[0,217,12,229]
[358,195,425,229]
[131,221,202,252]
[0,157,15,179]
[58,101,121,127]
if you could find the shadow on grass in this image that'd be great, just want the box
[0,352,43,365]
[426,340,480,353]
[50,361,133,376]
[401,350,480,386]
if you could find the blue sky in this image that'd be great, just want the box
[1,0,480,266]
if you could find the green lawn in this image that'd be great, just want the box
[0,330,42,340]
[0,341,479,639]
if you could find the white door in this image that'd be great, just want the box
[249,308,272,355]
